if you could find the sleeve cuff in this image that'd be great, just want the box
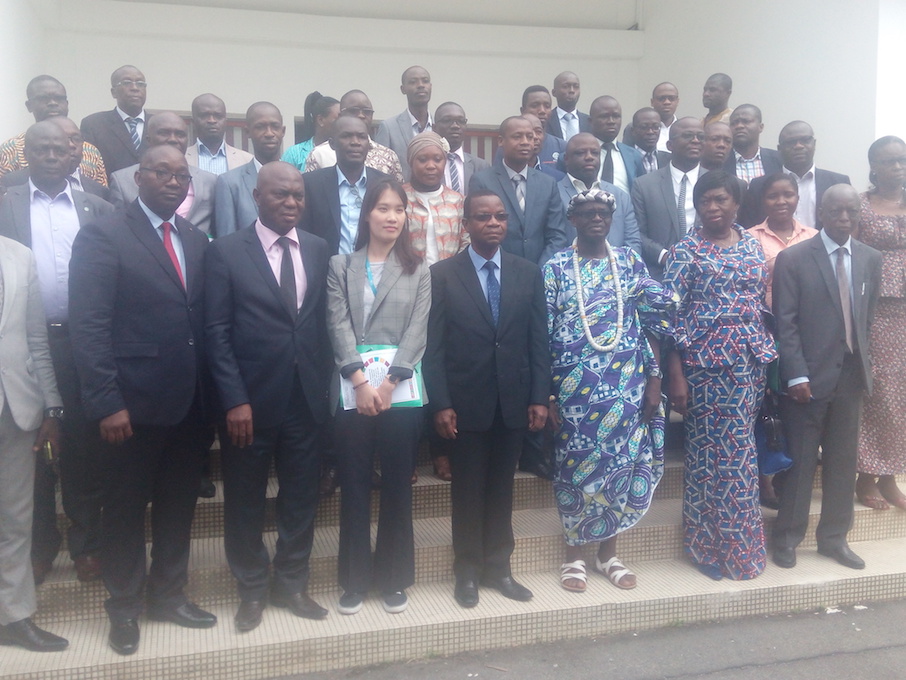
[340,362,364,379]
[388,367,413,381]
[787,377,809,387]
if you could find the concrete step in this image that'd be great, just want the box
[10,537,906,680]
[34,489,906,625]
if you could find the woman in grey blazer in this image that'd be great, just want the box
[326,178,431,616]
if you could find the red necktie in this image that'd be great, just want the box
[161,221,185,288]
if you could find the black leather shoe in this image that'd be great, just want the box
[271,592,328,620]
[234,600,265,632]
[0,618,68,652]
[818,544,865,570]
[109,619,139,655]
[454,579,479,608]
[198,476,216,498]
[479,575,533,602]
[518,460,555,481]
[147,601,217,628]
[773,546,797,569]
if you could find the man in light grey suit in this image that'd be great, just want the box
[0,232,68,652]
[213,102,286,237]
[557,132,640,253]
[374,65,433,180]
[468,116,567,266]
[433,102,488,194]
[185,94,253,175]
[771,185,882,572]
[109,112,217,236]
[632,117,704,279]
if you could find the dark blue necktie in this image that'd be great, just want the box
[483,260,500,326]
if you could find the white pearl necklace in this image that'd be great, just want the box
[571,238,624,353]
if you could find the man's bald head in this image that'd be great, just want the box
[145,112,189,154]
[254,161,306,235]
[191,93,227,150]
[552,71,581,111]
[24,121,70,189]
[246,102,285,163]
[820,184,861,246]
[667,117,704,169]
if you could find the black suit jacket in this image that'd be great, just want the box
[773,234,882,400]
[0,184,113,247]
[204,224,331,428]
[1,168,111,203]
[546,110,591,140]
[423,248,550,431]
[740,168,851,229]
[69,200,209,425]
[80,109,151,179]
[300,166,390,256]
[722,147,783,181]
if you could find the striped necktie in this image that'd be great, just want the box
[126,117,141,151]
[448,153,462,193]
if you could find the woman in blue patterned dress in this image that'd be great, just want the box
[544,189,675,592]
[664,170,777,581]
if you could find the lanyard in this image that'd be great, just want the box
[365,257,378,296]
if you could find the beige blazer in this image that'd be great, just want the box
[0,236,61,431]
[185,142,254,172]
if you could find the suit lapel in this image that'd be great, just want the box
[109,109,140,160]
[243,226,293,321]
[296,228,319,326]
[127,202,186,294]
[497,251,517,330]
[366,251,403,331]
[658,170,680,238]
[850,240,868,331]
[494,163,523,227]
[809,236,844,322]
[453,249,496,330]
[8,187,33,248]
[347,250,366,336]
[328,173,343,239]
[177,216,203,299]
[241,162,258,196]
[0,245,17,335]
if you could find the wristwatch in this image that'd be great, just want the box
[387,374,402,386]
[44,407,65,420]
[648,368,664,380]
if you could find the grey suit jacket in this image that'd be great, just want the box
[325,248,432,411]
[773,234,882,401]
[109,164,217,235]
[468,159,568,266]
[213,160,258,237]
[463,152,489,190]
[0,236,61,431]
[186,142,254,173]
[632,164,701,279]
[374,109,418,180]
[556,176,641,254]
[0,184,114,249]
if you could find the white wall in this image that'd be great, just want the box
[0,0,46,134]
[876,0,906,149]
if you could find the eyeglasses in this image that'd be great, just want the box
[30,94,68,105]
[572,208,613,219]
[677,132,705,141]
[115,79,147,89]
[779,135,815,147]
[437,117,468,126]
[341,106,375,117]
[634,124,661,133]
[139,167,193,185]
[468,212,508,223]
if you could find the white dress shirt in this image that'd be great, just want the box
[444,146,465,192]
[599,141,629,194]
[28,180,80,323]
[784,164,817,229]
[116,106,145,143]
[555,107,580,141]
[408,109,433,135]
[657,116,676,152]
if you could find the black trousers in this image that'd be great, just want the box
[773,353,864,551]
[334,407,421,594]
[449,407,524,582]
[221,378,322,602]
[99,403,206,622]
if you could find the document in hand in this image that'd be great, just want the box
[340,345,425,410]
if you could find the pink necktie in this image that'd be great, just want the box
[161,221,185,288]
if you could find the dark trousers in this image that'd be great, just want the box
[99,404,206,622]
[221,379,321,601]
[334,407,421,594]
[773,353,864,551]
[449,407,524,582]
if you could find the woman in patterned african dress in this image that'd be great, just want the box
[544,189,675,592]
[664,170,777,581]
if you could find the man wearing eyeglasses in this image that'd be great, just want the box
[81,65,153,179]
[69,143,215,655]
[108,112,217,236]
[628,108,672,175]
[433,102,488,194]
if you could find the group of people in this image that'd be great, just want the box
[0,63,902,663]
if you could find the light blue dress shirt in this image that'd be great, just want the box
[337,167,368,255]
[467,244,502,300]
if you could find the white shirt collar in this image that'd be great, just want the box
[820,228,851,256]
[783,164,816,181]
[28,178,73,203]
[669,163,700,183]
[116,106,145,122]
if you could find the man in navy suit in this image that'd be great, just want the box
[546,72,591,141]
[723,105,782,184]
[519,86,566,170]
[523,114,565,181]
[469,116,568,266]
[69,145,215,655]
[433,102,489,194]
[589,95,645,195]
[628,108,672,174]
[205,162,331,632]
[80,65,151,179]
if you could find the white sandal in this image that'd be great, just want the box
[559,560,587,592]
[595,556,637,590]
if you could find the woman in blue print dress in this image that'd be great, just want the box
[664,170,777,581]
[544,189,675,592]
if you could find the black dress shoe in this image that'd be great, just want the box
[818,544,865,569]
[147,601,217,628]
[0,618,68,652]
[109,619,139,655]
[319,466,339,498]
[271,592,328,620]
[454,579,479,608]
[235,600,265,632]
[31,559,53,586]
[518,460,555,481]
[198,476,216,498]
[773,546,797,568]
[479,575,533,602]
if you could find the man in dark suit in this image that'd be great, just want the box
[109,112,217,237]
[523,114,565,181]
[628,108,672,174]
[80,65,150,179]
[742,120,850,229]
[633,117,704,279]
[205,162,331,632]
[468,116,567,266]
[589,95,645,195]
[374,65,433,180]
[546,71,591,141]
[433,102,489,194]
[0,121,113,587]
[301,116,390,256]
[771,184,882,571]
[519,86,566,169]
[69,144,216,655]
[213,102,285,237]
[424,190,550,608]
[723,105,782,183]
